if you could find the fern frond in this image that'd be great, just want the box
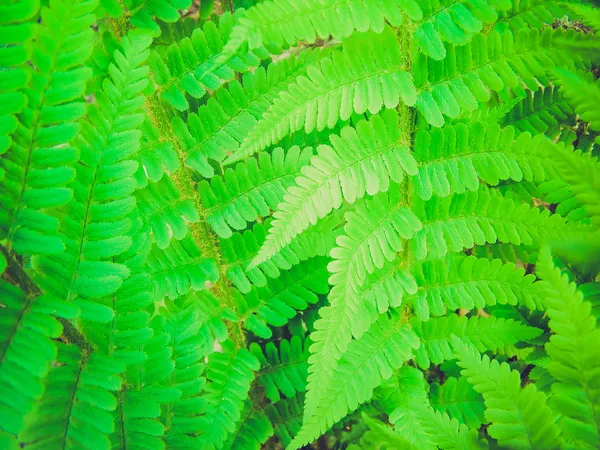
[198,291,237,344]
[290,312,419,449]
[228,27,417,162]
[135,116,179,183]
[221,0,412,57]
[161,300,208,448]
[412,314,541,368]
[223,401,274,450]
[537,249,600,447]
[251,110,418,266]
[359,414,418,450]
[136,176,200,249]
[536,178,587,224]
[430,377,485,429]
[555,69,600,131]
[495,0,574,32]
[0,0,39,154]
[0,281,77,439]
[416,406,487,450]
[413,28,580,127]
[149,12,265,110]
[19,346,123,449]
[381,367,486,449]
[251,335,309,402]
[101,0,193,33]
[266,393,305,448]
[223,218,339,294]
[196,340,260,448]
[414,0,507,60]
[380,366,436,448]
[500,87,574,136]
[200,146,313,238]
[89,228,177,449]
[301,192,420,434]
[172,49,331,174]
[147,235,219,300]
[81,228,154,359]
[411,255,544,319]
[0,0,95,257]
[550,148,600,226]
[222,222,299,294]
[115,319,180,450]
[327,190,421,335]
[356,259,418,324]
[566,2,600,33]
[31,32,152,302]
[237,257,329,338]
[413,122,554,200]
[452,338,562,449]
[411,187,591,260]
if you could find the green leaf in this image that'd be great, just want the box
[229,26,416,162]
[252,110,417,266]
[290,312,419,449]
[537,249,600,448]
[412,314,542,368]
[452,337,562,449]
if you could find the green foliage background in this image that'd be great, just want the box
[1,0,599,449]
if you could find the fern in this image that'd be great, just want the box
[357,414,418,450]
[413,122,554,200]
[136,176,200,249]
[0,0,95,257]
[19,346,124,449]
[0,281,77,442]
[196,341,260,448]
[412,27,586,127]
[101,0,193,34]
[550,148,600,226]
[566,2,600,33]
[412,314,541,368]
[31,32,152,304]
[326,190,420,337]
[379,366,437,449]
[413,0,508,60]
[290,312,419,449]
[199,146,313,238]
[221,0,411,57]
[160,299,208,448]
[500,87,574,136]
[0,0,39,154]
[147,234,219,299]
[222,401,274,450]
[173,48,332,173]
[2,2,599,449]
[411,255,544,318]
[301,192,421,436]
[555,69,600,131]
[495,0,574,32]
[537,249,600,447]
[266,393,305,448]
[252,110,418,265]
[411,187,591,260]
[415,406,487,450]
[237,257,329,338]
[251,335,309,402]
[430,377,485,429]
[149,12,265,111]
[228,27,417,162]
[222,218,340,296]
[452,338,562,449]
[381,366,486,449]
